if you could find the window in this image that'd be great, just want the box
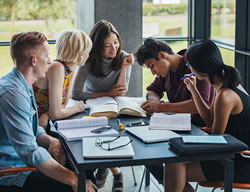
[143,0,188,38]
[211,0,236,45]
[0,0,76,76]
[219,47,235,67]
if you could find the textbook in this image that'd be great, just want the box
[82,136,134,159]
[149,113,191,131]
[85,96,147,118]
[55,117,119,141]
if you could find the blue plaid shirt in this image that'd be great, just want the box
[0,68,51,187]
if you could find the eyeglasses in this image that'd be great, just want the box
[95,136,133,151]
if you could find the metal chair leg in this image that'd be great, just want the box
[131,166,137,186]
[138,167,147,192]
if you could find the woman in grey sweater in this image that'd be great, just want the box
[72,20,134,101]
[72,20,134,192]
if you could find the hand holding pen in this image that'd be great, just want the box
[182,73,197,93]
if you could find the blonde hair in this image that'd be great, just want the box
[56,29,92,64]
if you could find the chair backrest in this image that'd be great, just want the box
[0,167,37,177]
[0,167,37,192]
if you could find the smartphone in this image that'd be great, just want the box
[91,126,112,134]
[126,121,149,127]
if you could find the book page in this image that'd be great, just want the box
[114,96,146,117]
[89,104,119,118]
[86,96,117,108]
[55,116,108,130]
[149,113,191,131]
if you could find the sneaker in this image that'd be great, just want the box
[95,168,109,188]
[112,172,123,192]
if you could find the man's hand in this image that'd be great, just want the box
[86,179,98,192]
[48,138,66,165]
[141,100,160,113]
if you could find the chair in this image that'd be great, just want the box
[0,167,37,192]
[195,127,250,191]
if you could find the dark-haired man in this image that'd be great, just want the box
[135,38,213,184]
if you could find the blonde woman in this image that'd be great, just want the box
[33,29,92,130]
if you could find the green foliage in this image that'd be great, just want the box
[0,0,76,21]
[143,3,187,16]
[212,1,235,9]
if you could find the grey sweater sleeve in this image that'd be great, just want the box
[72,63,92,101]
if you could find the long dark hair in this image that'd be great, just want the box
[88,20,122,77]
[187,39,242,89]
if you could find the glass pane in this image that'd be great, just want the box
[143,0,188,38]
[219,47,235,67]
[0,0,76,41]
[211,0,235,45]
[0,44,56,77]
[143,41,188,97]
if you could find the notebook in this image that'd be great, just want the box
[82,136,134,159]
[126,126,181,144]
[182,136,227,144]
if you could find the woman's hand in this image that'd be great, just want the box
[109,84,127,97]
[75,101,85,113]
[183,75,197,93]
[122,54,135,69]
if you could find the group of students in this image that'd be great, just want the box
[0,19,249,192]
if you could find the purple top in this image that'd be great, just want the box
[147,49,213,126]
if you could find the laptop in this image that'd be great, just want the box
[126,126,181,144]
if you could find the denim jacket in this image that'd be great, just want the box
[0,68,51,187]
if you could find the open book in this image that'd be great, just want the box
[85,96,147,118]
[149,113,191,131]
[82,136,134,159]
[55,117,119,141]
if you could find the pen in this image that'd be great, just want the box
[180,73,194,80]
[117,118,124,130]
